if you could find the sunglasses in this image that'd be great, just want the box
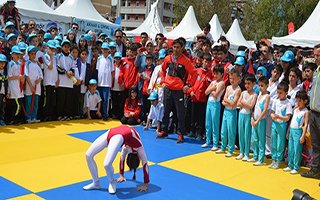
[72,27,79,30]
[116,36,122,38]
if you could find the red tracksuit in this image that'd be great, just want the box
[124,98,141,121]
[188,67,212,103]
[119,57,138,89]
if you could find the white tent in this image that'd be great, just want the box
[55,0,120,35]
[209,14,225,42]
[226,19,250,54]
[165,6,201,41]
[125,0,167,39]
[272,1,320,48]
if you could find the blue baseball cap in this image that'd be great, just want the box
[67,29,75,34]
[234,56,245,66]
[10,45,23,54]
[280,50,294,62]
[54,40,61,48]
[236,50,245,57]
[114,52,122,58]
[44,33,52,40]
[101,42,109,49]
[47,40,56,49]
[27,33,37,43]
[18,42,28,50]
[96,39,103,44]
[148,91,159,100]
[0,54,7,62]
[84,33,92,41]
[42,41,47,47]
[54,35,63,41]
[27,45,39,53]
[158,49,166,59]
[6,33,17,41]
[61,39,71,46]
[5,21,15,29]
[89,79,97,85]
[109,41,116,48]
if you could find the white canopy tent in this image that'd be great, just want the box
[0,0,71,32]
[55,0,120,35]
[226,19,250,54]
[165,6,201,41]
[209,14,225,42]
[125,0,167,39]
[272,1,320,48]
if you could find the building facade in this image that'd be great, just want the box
[116,0,174,31]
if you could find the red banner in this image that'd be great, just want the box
[288,22,295,35]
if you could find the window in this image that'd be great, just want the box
[121,0,125,6]
[135,15,139,20]
[121,14,125,20]
[128,0,131,6]
[127,15,131,20]
[136,1,139,6]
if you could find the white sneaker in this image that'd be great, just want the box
[236,154,244,160]
[242,156,249,161]
[201,143,209,148]
[269,160,276,168]
[253,161,263,166]
[32,119,40,123]
[283,167,292,172]
[211,146,219,151]
[216,149,225,154]
[248,158,257,162]
[108,183,116,194]
[225,152,233,157]
[271,161,279,169]
[27,119,33,124]
[290,169,298,174]
[83,182,101,190]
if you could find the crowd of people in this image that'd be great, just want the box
[1,0,320,179]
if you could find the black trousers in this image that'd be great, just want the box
[111,90,126,119]
[162,87,186,135]
[56,87,73,117]
[191,101,207,137]
[142,94,151,122]
[121,116,139,125]
[87,110,102,119]
[44,85,56,119]
[6,98,24,123]
[310,110,320,171]
[0,94,5,121]
[72,85,81,116]
[184,96,192,133]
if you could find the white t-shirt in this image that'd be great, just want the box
[57,53,74,88]
[148,65,164,103]
[96,55,114,87]
[36,51,45,69]
[24,60,43,96]
[290,107,308,129]
[271,98,293,123]
[288,84,302,107]
[0,69,5,95]
[80,62,87,94]
[43,53,58,86]
[112,64,124,91]
[85,90,101,111]
[8,60,24,99]
[148,102,164,127]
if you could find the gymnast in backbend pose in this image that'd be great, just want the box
[83,125,149,194]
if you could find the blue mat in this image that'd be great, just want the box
[36,165,265,200]
[68,126,208,163]
[0,176,31,199]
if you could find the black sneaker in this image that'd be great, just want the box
[301,168,320,179]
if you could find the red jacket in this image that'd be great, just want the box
[141,67,152,96]
[124,98,141,120]
[119,57,138,89]
[211,59,231,86]
[188,68,212,102]
[161,54,197,90]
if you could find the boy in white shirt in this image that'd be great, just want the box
[0,54,8,126]
[111,52,125,119]
[24,46,43,123]
[79,48,89,117]
[96,42,114,120]
[144,91,164,135]
[43,40,58,121]
[85,79,102,119]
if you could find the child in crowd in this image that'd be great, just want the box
[144,91,164,134]
[78,48,89,118]
[24,46,43,123]
[202,64,225,150]
[236,74,257,161]
[96,42,114,120]
[141,54,154,124]
[216,69,241,157]
[0,54,7,126]
[85,79,102,119]
[288,67,302,107]
[43,40,58,121]
[270,81,292,169]
[7,45,24,125]
[254,66,267,94]
[251,76,270,165]
[284,91,309,174]
[189,53,212,140]
[193,51,204,68]
[302,60,317,93]
[111,52,125,119]
[70,45,81,119]
[121,86,141,125]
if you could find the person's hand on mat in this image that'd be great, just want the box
[144,126,148,130]
[137,184,148,192]
[117,175,126,183]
